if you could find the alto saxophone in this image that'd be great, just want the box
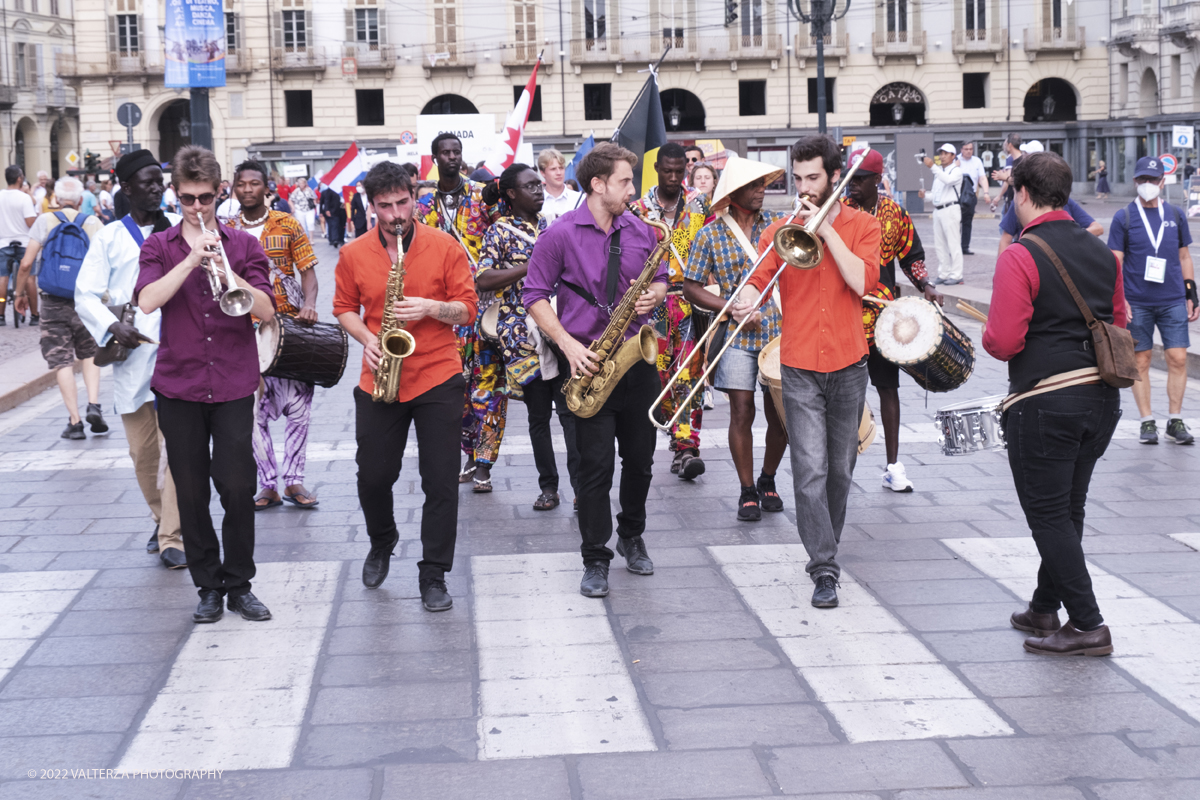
[371,225,417,403]
[562,204,668,418]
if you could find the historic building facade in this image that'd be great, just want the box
[55,0,1200,195]
[1,0,81,179]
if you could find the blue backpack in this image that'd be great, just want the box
[37,212,91,299]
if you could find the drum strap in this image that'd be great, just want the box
[1000,367,1102,412]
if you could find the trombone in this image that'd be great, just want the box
[648,147,871,432]
[201,219,254,316]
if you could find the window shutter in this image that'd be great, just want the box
[377,8,388,46]
[136,14,144,52]
[107,15,118,54]
[272,11,283,49]
[346,9,356,45]
[304,10,313,49]
[34,44,44,87]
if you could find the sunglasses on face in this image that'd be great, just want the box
[178,193,216,206]
[688,157,701,163]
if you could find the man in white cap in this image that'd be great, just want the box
[684,156,789,522]
[924,143,964,285]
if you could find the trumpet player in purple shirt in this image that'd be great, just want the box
[524,143,669,599]
[135,146,277,626]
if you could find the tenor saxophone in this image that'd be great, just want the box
[371,226,417,403]
[562,205,668,418]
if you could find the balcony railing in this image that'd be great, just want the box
[872,30,927,64]
[0,85,16,109]
[347,43,395,71]
[794,31,849,59]
[422,44,477,71]
[224,49,257,74]
[1161,2,1200,46]
[500,41,541,66]
[570,37,621,63]
[952,27,1006,61]
[1023,26,1085,59]
[55,51,165,78]
[601,33,782,65]
[1111,15,1159,56]
[272,46,327,71]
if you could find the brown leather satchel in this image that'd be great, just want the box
[1022,234,1138,389]
[93,303,139,367]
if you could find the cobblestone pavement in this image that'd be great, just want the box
[0,236,1199,800]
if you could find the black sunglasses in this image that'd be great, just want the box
[178,192,216,206]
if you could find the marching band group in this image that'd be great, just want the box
[75,131,1137,658]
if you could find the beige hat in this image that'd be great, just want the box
[709,154,784,214]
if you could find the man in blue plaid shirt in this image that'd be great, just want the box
[683,158,790,522]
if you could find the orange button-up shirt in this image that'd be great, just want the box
[751,204,881,373]
[333,223,477,403]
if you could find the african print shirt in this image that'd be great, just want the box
[843,194,927,343]
[631,187,708,284]
[477,214,547,385]
[417,176,490,263]
[227,209,316,317]
[684,210,784,352]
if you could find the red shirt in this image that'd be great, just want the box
[751,204,881,372]
[984,210,1128,362]
[333,223,477,403]
[134,225,274,403]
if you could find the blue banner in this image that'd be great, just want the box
[164,0,226,88]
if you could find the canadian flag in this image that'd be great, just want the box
[483,52,542,176]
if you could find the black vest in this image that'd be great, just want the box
[1008,218,1117,393]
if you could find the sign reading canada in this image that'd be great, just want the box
[164,0,227,88]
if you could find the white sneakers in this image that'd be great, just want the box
[882,462,914,493]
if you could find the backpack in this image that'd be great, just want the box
[37,212,91,299]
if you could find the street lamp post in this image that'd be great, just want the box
[787,0,850,134]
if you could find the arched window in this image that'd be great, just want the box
[421,94,478,114]
[157,99,192,165]
[660,88,705,132]
[1024,78,1078,122]
[869,82,925,126]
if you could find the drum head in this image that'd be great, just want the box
[757,336,782,386]
[875,297,941,365]
[256,317,281,373]
[937,395,1007,414]
[481,303,500,338]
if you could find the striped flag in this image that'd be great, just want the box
[321,142,366,194]
[616,73,668,196]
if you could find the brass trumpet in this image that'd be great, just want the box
[201,219,253,316]
[648,148,871,432]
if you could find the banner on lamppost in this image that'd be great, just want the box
[164,0,227,88]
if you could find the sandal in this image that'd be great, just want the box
[533,492,560,511]
[255,492,282,511]
[677,449,705,481]
[458,462,478,484]
[283,489,320,509]
[473,477,493,493]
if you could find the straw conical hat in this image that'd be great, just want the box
[709,154,785,214]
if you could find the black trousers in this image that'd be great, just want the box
[523,373,580,495]
[328,213,346,246]
[354,376,463,581]
[574,360,658,564]
[155,392,257,598]
[1004,384,1121,631]
[960,200,976,252]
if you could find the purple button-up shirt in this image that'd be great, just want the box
[524,201,668,344]
[134,224,273,403]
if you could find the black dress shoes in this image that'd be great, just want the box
[363,532,400,589]
[1011,605,1061,637]
[580,561,610,597]
[228,592,272,621]
[146,526,160,554]
[420,579,453,612]
[193,589,224,623]
[1024,622,1113,657]
[615,535,654,575]
[160,547,187,570]
[812,575,839,608]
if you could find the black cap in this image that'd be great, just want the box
[115,149,160,184]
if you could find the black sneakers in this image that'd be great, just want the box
[580,561,610,597]
[1166,419,1194,445]
[420,578,453,612]
[1140,420,1159,444]
[757,474,783,513]
[812,575,839,608]
[737,485,761,522]
[85,403,109,435]
[61,421,85,440]
[615,535,654,575]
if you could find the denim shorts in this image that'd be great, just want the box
[0,243,25,278]
[712,345,764,392]
[1129,302,1191,352]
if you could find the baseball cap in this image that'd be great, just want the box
[938,143,957,155]
[1134,156,1164,179]
[1019,140,1045,154]
[854,149,884,175]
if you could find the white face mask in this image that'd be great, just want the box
[1137,183,1161,202]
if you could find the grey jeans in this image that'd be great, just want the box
[781,358,869,582]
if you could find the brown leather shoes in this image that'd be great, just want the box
[1011,606,1061,637]
[1024,623,1113,657]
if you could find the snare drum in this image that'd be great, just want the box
[936,395,1007,456]
[875,297,975,393]
[256,316,349,388]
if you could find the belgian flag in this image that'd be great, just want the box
[616,73,669,197]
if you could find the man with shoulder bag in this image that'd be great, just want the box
[983,152,1133,657]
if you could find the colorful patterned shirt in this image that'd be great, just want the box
[477,214,547,385]
[631,187,708,284]
[227,209,316,317]
[417,176,490,263]
[843,194,928,343]
[684,210,784,351]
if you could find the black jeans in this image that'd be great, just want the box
[155,392,257,598]
[354,376,463,581]
[1004,384,1121,631]
[574,360,659,564]
[523,373,580,495]
[960,197,976,252]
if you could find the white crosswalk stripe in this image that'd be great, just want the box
[943,537,1200,723]
[710,544,1013,743]
[118,561,342,772]
[0,570,95,684]
[472,553,656,759]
